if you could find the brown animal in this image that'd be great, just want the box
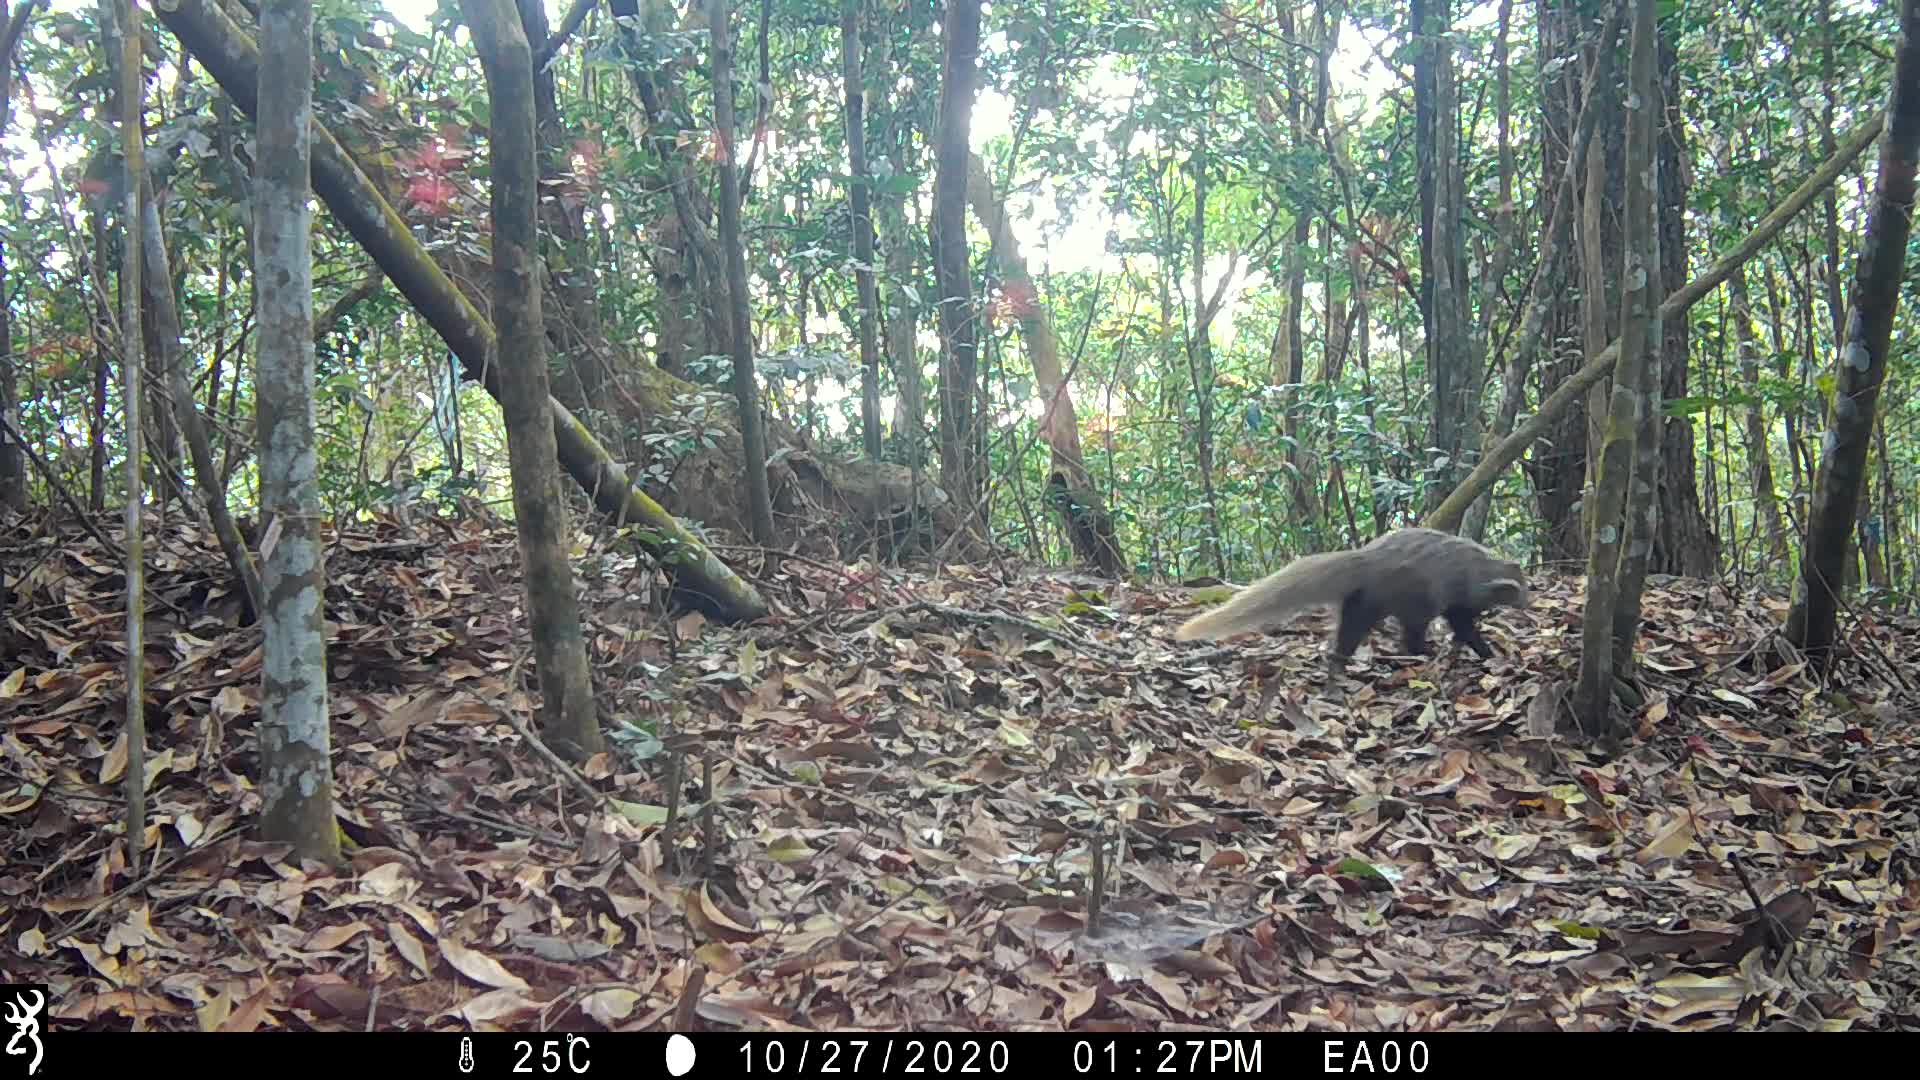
[1173,527,1529,660]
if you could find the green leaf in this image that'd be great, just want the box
[1185,585,1237,606]
[1332,857,1391,883]
[766,833,814,865]
[608,799,669,826]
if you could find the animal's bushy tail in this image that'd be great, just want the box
[1172,551,1360,641]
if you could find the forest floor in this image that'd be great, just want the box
[2,508,1917,1032]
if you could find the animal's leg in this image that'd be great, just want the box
[1445,606,1496,659]
[1334,593,1380,658]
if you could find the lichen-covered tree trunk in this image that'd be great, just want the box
[462,0,605,761]
[1423,111,1886,534]
[1611,32,1669,684]
[1573,0,1657,740]
[252,0,339,863]
[931,0,983,526]
[156,0,768,623]
[962,152,1123,576]
[1787,0,1920,667]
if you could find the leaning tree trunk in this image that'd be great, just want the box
[1786,0,1920,668]
[156,0,769,620]
[138,185,264,621]
[1423,111,1886,533]
[963,152,1123,576]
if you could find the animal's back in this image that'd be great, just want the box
[1364,528,1525,604]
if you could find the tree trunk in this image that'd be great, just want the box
[250,0,339,863]
[1650,32,1718,576]
[1283,213,1316,524]
[1525,0,1614,563]
[514,0,599,412]
[881,111,928,468]
[1786,0,1920,667]
[1467,1,1622,544]
[963,152,1123,576]
[1573,0,1658,741]
[138,187,264,621]
[1187,137,1226,577]
[1415,0,1477,516]
[1726,251,1788,564]
[1460,0,1517,543]
[931,0,984,528]
[463,0,606,760]
[0,2,33,515]
[709,0,777,547]
[1578,121,1618,542]
[106,0,153,872]
[1612,15,1671,680]
[841,2,884,463]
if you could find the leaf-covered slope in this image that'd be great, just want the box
[1,515,1914,1031]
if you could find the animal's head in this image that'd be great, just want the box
[1479,560,1531,609]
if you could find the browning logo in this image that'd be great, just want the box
[1,985,44,1078]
